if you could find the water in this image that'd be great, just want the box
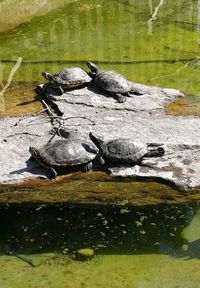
[1,0,200,287]
[0,203,200,287]
[0,0,200,115]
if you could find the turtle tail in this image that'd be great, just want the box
[89,132,104,151]
[145,147,165,158]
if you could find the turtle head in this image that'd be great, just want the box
[52,127,79,140]
[42,71,54,81]
[89,132,105,152]
[87,61,99,74]
[29,147,39,159]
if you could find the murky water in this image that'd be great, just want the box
[1,203,200,287]
[0,0,200,115]
[1,0,200,287]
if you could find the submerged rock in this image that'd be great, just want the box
[70,248,95,261]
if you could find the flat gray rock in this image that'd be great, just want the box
[0,114,52,183]
[0,81,200,195]
[109,144,200,191]
[45,84,184,113]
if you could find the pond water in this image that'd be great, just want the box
[1,203,200,288]
[1,0,200,287]
[0,0,200,115]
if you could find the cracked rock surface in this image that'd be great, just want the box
[0,81,200,195]
[43,83,200,191]
[0,114,52,183]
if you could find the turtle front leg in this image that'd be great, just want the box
[128,88,145,96]
[49,167,57,179]
[84,162,93,172]
[36,82,50,96]
[57,85,65,95]
[145,147,165,158]
[114,93,127,103]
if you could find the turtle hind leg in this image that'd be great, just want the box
[145,147,165,158]
[114,93,127,103]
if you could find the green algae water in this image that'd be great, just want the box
[1,0,200,287]
[1,203,200,287]
[0,0,200,115]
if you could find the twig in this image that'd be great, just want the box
[147,0,164,35]
[0,57,23,97]
[26,108,48,116]
[12,253,36,268]
[48,115,96,125]
[41,100,57,117]
[41,99,96,125]
[3,132,43,140]
[150,58,196,82]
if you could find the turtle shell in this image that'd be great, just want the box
[103,139,148,163]
[30,139,97,168]
[95,70,131,93]
[53,67,91,88]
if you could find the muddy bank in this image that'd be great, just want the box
[0,0,74,32]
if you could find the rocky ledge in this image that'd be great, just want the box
[0,81,200,206]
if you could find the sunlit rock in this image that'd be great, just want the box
[0,81,200,205]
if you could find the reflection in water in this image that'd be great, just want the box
[147,0,164,35]
[0,0,200,115]
[0,203,198,257]
[0,57,22,101]
[0,1,199,84]
[1,200,200,284]
[198,0,200,38]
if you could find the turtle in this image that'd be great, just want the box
[87,61,145,103]
[42,67,92,94]
[89,132,164,165]
[29,134,98,178]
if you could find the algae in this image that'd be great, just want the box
[0,0,200,116]
[0,2,199,80]
[0,174,198,206]
[1,253,200,288]
[0,203,200,287]
[166,94,200,116]
[0,0,76,32]
[0,81,42,116]
[182,208,200,243]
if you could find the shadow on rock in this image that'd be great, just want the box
[9,157,50,179]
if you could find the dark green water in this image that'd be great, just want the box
[1,0,200,287]
[1,203,200,287]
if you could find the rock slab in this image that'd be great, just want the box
[0,81,200,203]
